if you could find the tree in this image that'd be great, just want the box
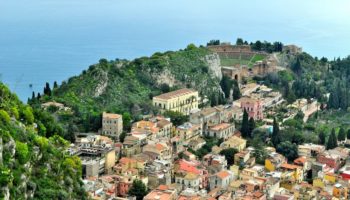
[53,81,58,89]
[292,57,302,75]
[44,82,52,96]
[241,109,249,138]
[220,76,234,99]
[122,112,132,131]
[128,179,148,200]
[37,92,41,99]
[119,131,127,143]
[164,111,189,126]
[271,118,281,147]
[232,80,241,100]
[347,129,350,140]
[326,128,338,150]
[248,117,256,136]
[276,141,298,161]
[319,131,326,145]
[236,38,244,45]
[338,127,346,141]
[219,148,238,166]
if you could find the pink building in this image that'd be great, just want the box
[240,97,263,120]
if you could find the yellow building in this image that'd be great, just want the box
[153,88,199,115]
[220,135,247,151]
[265,152,286,172]
[312,178,325,188]
[324,172,337,184]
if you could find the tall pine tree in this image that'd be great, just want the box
[347,129,350,140]
[319,131,326,145]
[326,128,338,150]
[271,118,281,147]
[241,109,249,138]
[248,117,256,137]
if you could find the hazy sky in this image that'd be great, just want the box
[1,0,350,58]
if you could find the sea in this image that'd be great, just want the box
[1,0,349,101]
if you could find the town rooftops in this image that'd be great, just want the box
[209,123,232,131]
[216,170,231,179]
[281,163,301,170]
[102,112,121,119]
[153,88,197,100]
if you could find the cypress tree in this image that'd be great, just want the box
[241,109,249,138]
[326,128,338,150]
[347,129,350,140]
[338,127,346,141]
[248,117,255,137]
[232,80,241,100]
[37,93,41,99]
[271,118,281,147]
[31,91,35,100]
[53,81,58,89]
[319,131,326,145]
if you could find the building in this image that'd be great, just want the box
[102,112,123,139]
[298,143,325,158]
[176,122,202,142]
[153,88,199,115]
[240,97,263,120]
[220,135,247,152]
[70,134,116,177]
[209,170,234,190]
[265,152,286,172]
[207,123,235,139]
[144,185,177,200]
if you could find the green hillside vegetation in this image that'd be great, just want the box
[30,45,225,135]
[0,82,86,199]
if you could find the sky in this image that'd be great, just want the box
[0,0,350,100]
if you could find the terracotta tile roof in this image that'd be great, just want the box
[157,185,169,191]
[294,156,307,165]
[119,157,136,165]
[281,163,301,170]
[216,170,230,179]
[103,112,121,119]
[153,88,196,100]
[209,123,232,131]
[177,159,201,175]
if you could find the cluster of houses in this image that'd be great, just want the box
[64,84,345,200]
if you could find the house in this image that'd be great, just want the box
[240,97,263,120]
[144,185,177,200]
[132,117,173,140]
[209,170,234,190]
[220,135,247,152]
[121,136,142,157]
[174,159,208,191]
[298,143,325,157]
[142,142,171,160]
[153,88,199,115]
[102,112,123,139]
[187,137,206,151]
[207,123,235,139]
[265,152,286,172]
[176,122,202,142]
[234,150,251,166]
[317,151,343,171]
[280,163,303,183]
[144,159,172,189]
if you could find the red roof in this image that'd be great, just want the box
[178,160,201,175]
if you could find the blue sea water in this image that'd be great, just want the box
[1,0,350,101]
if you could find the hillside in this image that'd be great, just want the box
[0,83,86,199]
[31,45,225,133]
[30,41,350,141]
